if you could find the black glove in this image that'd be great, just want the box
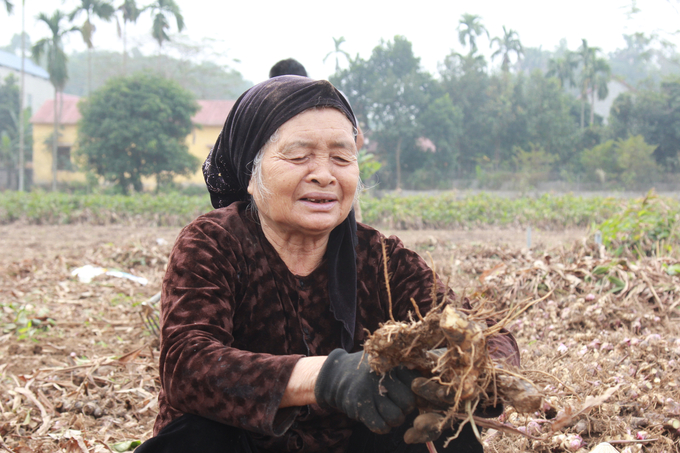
[314,348,420,434]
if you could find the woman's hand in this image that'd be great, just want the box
[314,349,420,434]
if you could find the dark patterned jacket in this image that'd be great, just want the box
[155,202,519,452]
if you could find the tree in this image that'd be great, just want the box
[77,73,199,193]
[31,10,78,191]
[581,136,658,187]
[491,26,523,72]
[547,51,578,89]
[608,77,680,172]
[0,76,32,178]
[0,74,20,167]
[589,57,611,125]
[439,51,494,176]
[2,0,12,14]
[69,0,115,95]
[147,0,184,52]
[331,36,439,189]
[457,13,488,55]
[324,36,350,72]
[116,0,142,73]
[608,33,656,86]
[576,39,610,129]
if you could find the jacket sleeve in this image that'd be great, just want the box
[159,216,303,436]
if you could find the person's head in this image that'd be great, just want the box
[203,76,360,238]
[269,58,308,78]
[247,107,359,237]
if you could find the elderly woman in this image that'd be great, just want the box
[135,76,519,453]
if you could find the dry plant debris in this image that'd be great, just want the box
[0,226,679,452]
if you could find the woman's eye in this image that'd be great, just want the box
[333,156,352,164]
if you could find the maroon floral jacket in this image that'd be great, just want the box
[155,202,519,452]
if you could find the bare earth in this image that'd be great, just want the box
[1,223,679,453]
[0,224,587,264]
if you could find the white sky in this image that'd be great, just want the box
[2,0,680,85]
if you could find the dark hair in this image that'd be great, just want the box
[269,58,308,78]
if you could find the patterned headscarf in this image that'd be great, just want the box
[202,75,359,352]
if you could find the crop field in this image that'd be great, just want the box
[0,191,679,452]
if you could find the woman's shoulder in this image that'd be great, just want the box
[179,202,256,243]
[356,223,407,257]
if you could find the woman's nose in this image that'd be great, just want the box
[308,158,336,186]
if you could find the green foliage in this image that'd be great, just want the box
[332,36,438,190]
[0,191,212,226]
[360,192,623,229]
[2,302,55,339]
[0,74,34,167]
[0,191,636,231]
[594,190,680,257]
[31,10,78,92]
[110,440,142,452]
[358,149,381,182]
[581,135,658,186]
[609,77,680,172]
[512,143,557,190]
[76,73,199,193]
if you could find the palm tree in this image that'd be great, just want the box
[117,0,142,73]
[32,10,78,191]
[323,36,350,72]
[69,0,115,95]
[147,0,184,52]
[490,26,523,72]
[547,51,578,90]
[457,13,488,55]
[589,57,611,125]
[576,39,610,128]
[2,0,13,14]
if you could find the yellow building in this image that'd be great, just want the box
[30,96,235,188]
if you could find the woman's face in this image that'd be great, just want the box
[247,108,359,238]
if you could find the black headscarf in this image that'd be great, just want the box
[202,75,359,352]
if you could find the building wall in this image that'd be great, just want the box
[592,79,630,125]
[31,123,221,187]
[32,123,85,185]
[0,67,53,114]
[176,125,221,185]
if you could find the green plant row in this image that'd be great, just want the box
[0,191,213,226]
[2,191,677,230]
[360,192,647,229]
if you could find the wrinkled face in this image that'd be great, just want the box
[247,108,359,238]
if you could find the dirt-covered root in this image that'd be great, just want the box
[364,299,544,423]
[435,305,487,401]
[364,307,445,375]
[404,412,446,444]
[494,373,543,413]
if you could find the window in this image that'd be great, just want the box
[57,146,74,171]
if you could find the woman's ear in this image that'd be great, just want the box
[247,178,254,196]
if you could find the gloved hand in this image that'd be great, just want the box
[314,348,420,434]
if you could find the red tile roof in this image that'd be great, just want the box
[30,94,82,125]
[193,100,236,127]
[31,98,236,127]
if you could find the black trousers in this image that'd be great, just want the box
[135,412,484,453]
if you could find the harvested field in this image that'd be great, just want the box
[1,223,679,452]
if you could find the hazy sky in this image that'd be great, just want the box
[1,0,679,85]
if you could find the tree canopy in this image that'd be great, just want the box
[76,73,199,193]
